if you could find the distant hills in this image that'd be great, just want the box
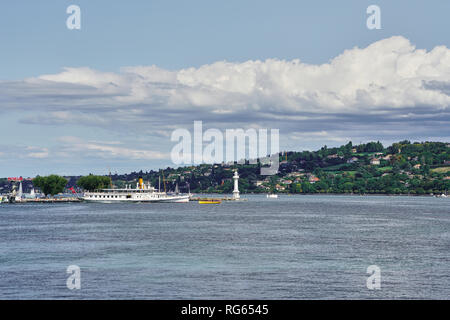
[1,141,449,195]
[91,140,450,195]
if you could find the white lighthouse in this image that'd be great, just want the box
[232,170,240,200]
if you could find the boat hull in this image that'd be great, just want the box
[198,200,221,204]
[81,195,190,203]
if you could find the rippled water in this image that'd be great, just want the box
[0,195,449,299]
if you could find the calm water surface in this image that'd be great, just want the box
[0,195,449,299]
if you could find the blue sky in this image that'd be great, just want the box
[2,0,449,79]
[0,1,449,177]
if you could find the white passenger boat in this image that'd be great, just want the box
[266,194,278,199]
[81,179,189,203]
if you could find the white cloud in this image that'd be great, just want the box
[8,36,442,117]
[25,147,49,159]
[290,131,349,142]
[56,136,168,160]
[0,36,449,158]
[0,146,49,160]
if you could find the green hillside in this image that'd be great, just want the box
[111,140,450,195]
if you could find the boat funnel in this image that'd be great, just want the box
[139,177,144,189]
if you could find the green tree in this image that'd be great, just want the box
[315,181,329,193]
[301,182,316,193]
[290,183,302,193]
[33,175,68,196]
[342,182,354,193]
[77,175,112,191]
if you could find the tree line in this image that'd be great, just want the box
[18,140,450,196]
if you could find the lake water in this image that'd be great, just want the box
[0,195,449,299]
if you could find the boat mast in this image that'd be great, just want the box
[162,171,167,193]
[109,168,113,188]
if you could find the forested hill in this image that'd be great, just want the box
[1,141,449,195]
[108,140,450,195]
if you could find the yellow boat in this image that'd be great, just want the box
[198,199,222,204]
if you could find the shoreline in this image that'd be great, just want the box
[1,193,447,205]
[194,192,446,197]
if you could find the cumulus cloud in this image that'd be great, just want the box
[16,36,446,114]
[0,36,449,163]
